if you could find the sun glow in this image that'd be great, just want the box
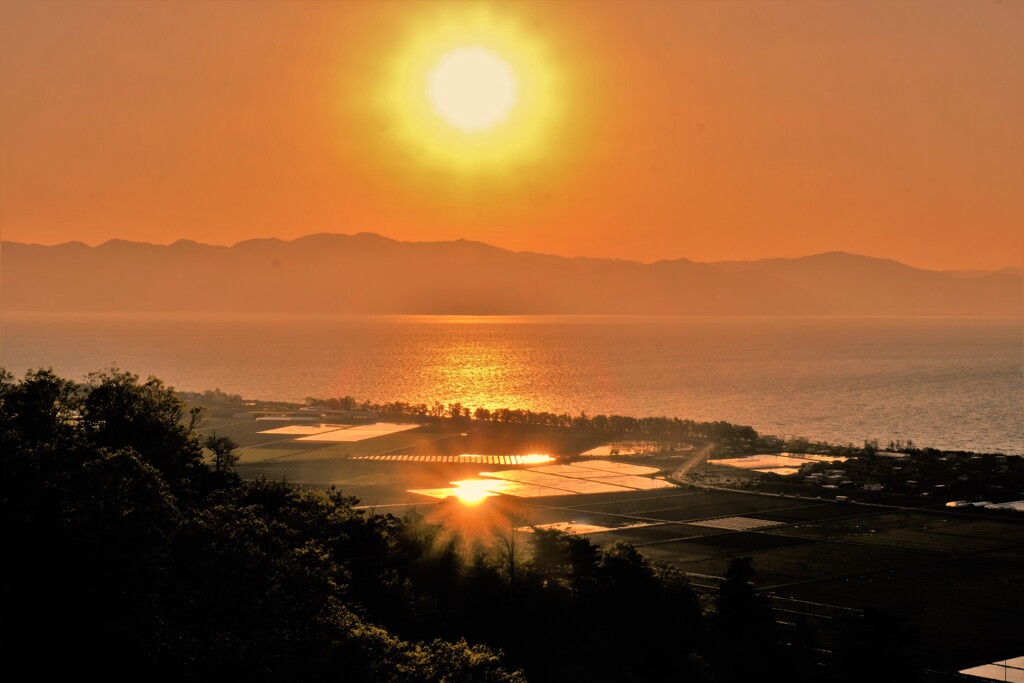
[381,7,563,171]
[428,47,517,132]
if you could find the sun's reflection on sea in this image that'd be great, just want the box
[416,325,536,410]
[324,315,619,419]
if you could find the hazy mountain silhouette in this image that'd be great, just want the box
[2,233,1020,315]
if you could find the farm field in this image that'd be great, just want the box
[535,489,1023,676]
[217,416,1022,677]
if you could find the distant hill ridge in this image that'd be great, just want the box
[2,232,1021,315]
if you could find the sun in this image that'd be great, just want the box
[428,47,517,132]
[380,7,563,172]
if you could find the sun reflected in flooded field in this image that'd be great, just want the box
[355,453,554,465]
[421,489,532,554]
[409,460,674,502]
[515,454,554,465]
[456,453,553,465]
[449,479,502,504]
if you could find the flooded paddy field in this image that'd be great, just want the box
[210,416,602,496]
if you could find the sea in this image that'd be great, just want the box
[1,313,1021,454]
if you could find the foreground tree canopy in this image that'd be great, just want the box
[0,368,918,681]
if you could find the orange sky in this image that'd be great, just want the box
[1,0,1021,270]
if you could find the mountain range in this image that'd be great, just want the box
[2,233,1021,315]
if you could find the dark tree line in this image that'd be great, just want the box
[308,395,759,443]
[2,368,916,681]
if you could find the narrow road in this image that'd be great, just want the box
[669,440,716,480]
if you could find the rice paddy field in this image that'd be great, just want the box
[515,488,1023,677]
[208,417,1023,678]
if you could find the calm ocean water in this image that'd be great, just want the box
[1,313,1021,454]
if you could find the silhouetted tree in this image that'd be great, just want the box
[204,432,239,474]
[713,556,781,678]
[80,368,205,493]
[491,499,530,585]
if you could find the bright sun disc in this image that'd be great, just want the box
[428,47,516,132]
[380,7,564,172]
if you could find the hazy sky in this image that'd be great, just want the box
[2,0,1021,269]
